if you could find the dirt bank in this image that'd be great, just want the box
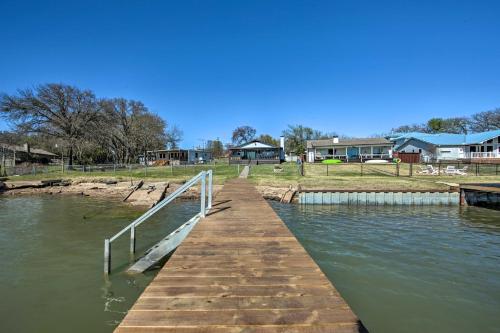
[0,177,298,206]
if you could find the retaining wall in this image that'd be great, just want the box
[299,191,459,205]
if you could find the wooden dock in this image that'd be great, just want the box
[115,179,365,333]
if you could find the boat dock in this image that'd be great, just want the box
[460,183,500,209]
[115,178,365,333]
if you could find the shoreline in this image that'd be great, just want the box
[0,179,295,206]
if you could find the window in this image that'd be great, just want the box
[328,149,333,155]
[419,149,422,153]
[486,139,493,144]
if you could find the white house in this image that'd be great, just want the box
[390,130,500,161]
[306,137,393,163]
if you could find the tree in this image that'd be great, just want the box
[207,139,224,158]
[469,109,500,132]
[281,125,326,155]
[440,117,469,134]
[231,126,256,145]
[165,125,183,149]
[258,134,279,146]
[391,124,428,133]
[0,83,101,165]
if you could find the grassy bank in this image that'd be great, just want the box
[5,162,500,191]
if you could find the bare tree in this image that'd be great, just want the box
[231,126,256,145]
[0,83,100,165]
[165,125,183,149]
[469,109,500,132]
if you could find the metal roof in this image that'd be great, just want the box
[307,138,391,149]
[231,140,278,149]
[390,130,500,145]
[0,143,57,156]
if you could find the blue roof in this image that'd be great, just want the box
[391,130,500,146]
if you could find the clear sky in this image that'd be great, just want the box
[1,0,499,147]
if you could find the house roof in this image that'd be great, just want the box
[307,138,391,149]
[390,130,500,146]
[0,143,57,156]
[231,140,278,150]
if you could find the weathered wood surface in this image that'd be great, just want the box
[115,178,365,333]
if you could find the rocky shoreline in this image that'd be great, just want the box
[0,178,296,207]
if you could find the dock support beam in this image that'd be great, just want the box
[130,225,136,255]
[104,239,111,275]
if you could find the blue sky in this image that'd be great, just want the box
[1,0,499,147]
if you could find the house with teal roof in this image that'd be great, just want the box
[390,130,500,162]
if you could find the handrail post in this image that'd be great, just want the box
[104,239,111,275]
[200,171,206,217]
[130,224,136,255]
[207,170,213,210]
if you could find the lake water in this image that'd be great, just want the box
[270,202,500,333]
[0,195,199,333]
[1,195,499,333]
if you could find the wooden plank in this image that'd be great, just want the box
[115,179,365,333]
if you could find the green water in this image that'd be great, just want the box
[270,202,500,333]
[0,195,199,333]
[1,196,499,333]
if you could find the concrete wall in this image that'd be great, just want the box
[299,191,459,205]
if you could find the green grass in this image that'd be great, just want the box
[5,162,499,191]
[6,163,240,185]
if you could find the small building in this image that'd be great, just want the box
[390,130,500,162]
[143,149,213,165]
[1,143,57,167]
[229,139,285,165]
[306,137,393,163]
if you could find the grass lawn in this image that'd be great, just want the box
[6,163,240,185]
[4,162,499,191]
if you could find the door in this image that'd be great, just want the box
[347,147,359,159]
[246,151,256,160]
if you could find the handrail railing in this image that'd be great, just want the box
[104,170,212,274]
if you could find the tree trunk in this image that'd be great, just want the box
[68,146,74,166]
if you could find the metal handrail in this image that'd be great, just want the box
[104,170,213,274]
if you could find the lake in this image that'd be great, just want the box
[270,202,500,333]
[0,195,499,332]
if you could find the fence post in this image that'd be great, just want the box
[475,163,478,176]
[409,163,413,177]
[104,239,111,275]
[207,170,213,210]
[360,163,363,176]
[496,164,498,176]
[130,224,136,255]
[327,164,329,176]
[396,163,400,177]
[438,162,441,176]
[200,172,206,217]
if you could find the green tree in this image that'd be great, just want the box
[282,125,327,155]
[258,134,279,146]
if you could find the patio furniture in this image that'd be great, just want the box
[416,165,428,174]
[445,165,457,175]
[456,165,469,176]
[426,165,439,175]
